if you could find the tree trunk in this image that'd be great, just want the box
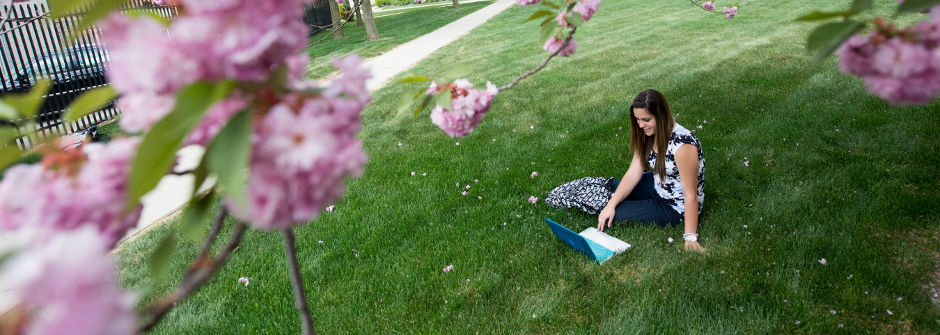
[328,0,344,39]
[452,0,459,8]
[360,0,380,41]
[355,2,363,27]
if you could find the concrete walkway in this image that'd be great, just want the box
[119,0,516,244]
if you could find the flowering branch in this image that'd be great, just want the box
[499,26,577,92]
[308,0,365,48]
[139,222,248,332]
[283,228,317,335]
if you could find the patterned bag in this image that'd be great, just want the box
[545,177,615,215]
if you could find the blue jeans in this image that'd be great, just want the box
[605,171,683,227]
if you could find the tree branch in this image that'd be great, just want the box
[499,26,577,92]
[138,222,248,332]
[181,209,228,283]
[282,228,317,335]
[308,0,365,48]
[688,0,725,15]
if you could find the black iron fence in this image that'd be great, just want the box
[1,0,333,149]
[0,0,179,148]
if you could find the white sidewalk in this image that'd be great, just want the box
[120,0,516,244]
[364,0,513,91]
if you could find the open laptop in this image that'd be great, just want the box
[544,218,631,264]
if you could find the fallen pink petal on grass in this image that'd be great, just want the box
[237,277,249,287]
[443,265,454,273]
[528,196,538,204]
[325,205,335,212]
[818,258,827,265]
[531,171,538,178]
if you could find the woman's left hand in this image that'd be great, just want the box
[684,241,708,254]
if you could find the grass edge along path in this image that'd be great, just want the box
[305,1,493,79]
[119,0,940,333]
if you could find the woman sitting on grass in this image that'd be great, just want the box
[596,89,706,253]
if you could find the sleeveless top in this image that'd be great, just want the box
[647,123,705,215]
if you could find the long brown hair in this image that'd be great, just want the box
[629,89,674,183]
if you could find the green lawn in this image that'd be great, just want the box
[305,1,493,79]
[119,0,940,333]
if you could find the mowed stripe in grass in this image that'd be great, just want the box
[119,0,939,333]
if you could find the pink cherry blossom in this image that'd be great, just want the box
[667,237,674,243]
[238,277,250,286]
[185,93,251,146]
[723,6,737,19]
[411,171,416,176]
[443,264,454,272]
[572,0,601,22]
[528,196,538,204]
[326,205,335,212]
[0,138,143,246]
[515,0,540,5]
[701,1,714,11]
[531,171,538,178]
[818,258,827,265]
[462,191,468,196]
[429,80,499,138]
[543,36,578,57]
[115,93,175,133]
[872,38,931,78]
[0,228,136,335]
[744,160,749,167]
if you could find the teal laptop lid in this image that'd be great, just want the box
[544,218,614,263]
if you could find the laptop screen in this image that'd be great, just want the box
[544,218,597,261]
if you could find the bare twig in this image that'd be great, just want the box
[282,228,317,335]
[139,222,248,332]
[308,0,365,48]
[181,209,228,283]
[499,26,577,92]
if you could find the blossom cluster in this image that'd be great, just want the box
[0,138,142,246]
[697,1,736,19]
[229,57,371,229]
[427,80,499,138]
[102,0,311,134]
[0,228,136,335]
[516,0,602,57]
[100,0,373,229]
[836,9,940,105]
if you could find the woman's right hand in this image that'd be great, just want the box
[597,205,615,232]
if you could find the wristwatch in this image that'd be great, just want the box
[683,233,698,242]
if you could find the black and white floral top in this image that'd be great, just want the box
[647,123,705,215]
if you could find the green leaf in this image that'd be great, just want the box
[2,78,50,118]
[398,87,427,115]
[126,81,235,210]
[807,20,865,64]
[179,191,215,242]
[205,111,251,209]
[442,64,470,83]
[540,16,554,27]
[398,75,431,83]
[0,146,21,172]
[897,0,940,13]
[63,86,117,122]
[525,10,555,22]
[413,93,433,118]
[540,0,559,9]
[566,12,583,27]
[124,9,172,26]
[47,0,93,18]
[435,92,452,111]
[850,0,874,12]
[73,0,127,38]
[539,22,559,45]
[794,10,860,22]
[148,232,177,286]
[0,100,17,121]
